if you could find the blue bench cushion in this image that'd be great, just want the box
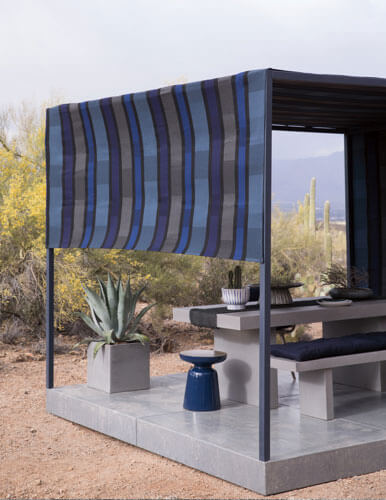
[271,332,386,362]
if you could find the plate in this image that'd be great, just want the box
[316,299,352,307]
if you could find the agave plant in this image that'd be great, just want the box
[77,274,155,357]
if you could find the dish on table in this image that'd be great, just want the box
[316,298,352,307]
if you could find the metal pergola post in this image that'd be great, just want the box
[46,247,54,389]
[259,70,273,462]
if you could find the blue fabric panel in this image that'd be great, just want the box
[46,69,268,262]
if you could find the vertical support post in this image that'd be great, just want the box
[46,248,54,389]
[259,70,272,462]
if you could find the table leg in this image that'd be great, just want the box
[214,328,278,408]
[323,318,386,392]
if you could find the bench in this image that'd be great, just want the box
[270,332,386,420]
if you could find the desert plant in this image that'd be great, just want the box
[324,200,332,267]
[271,261,296,287]
[77,274,156,357]
[303,192,310,230]
[320,264,368,288]
[309,177,316,234]
[320,263,348,288]
[227,265,243,288]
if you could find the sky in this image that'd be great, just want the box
[3,0,385,159]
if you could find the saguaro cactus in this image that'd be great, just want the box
[303,193,310,230]
[309,177,316,234]
[324,200,330,236]
[324,200,332,266]
[325,233,332,267]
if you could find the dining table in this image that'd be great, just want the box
[173,298,386,407]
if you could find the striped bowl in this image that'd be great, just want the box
[221,287,250,310]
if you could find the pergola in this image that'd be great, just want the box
[45,68,386,466]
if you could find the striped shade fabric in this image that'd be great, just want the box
[46,69,267,261]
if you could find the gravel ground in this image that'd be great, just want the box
[0,332,385,499]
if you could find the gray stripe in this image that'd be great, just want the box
[111,96,133,248]
[159,86,183,252]
[68,103,87,247]
[217,76,237,259]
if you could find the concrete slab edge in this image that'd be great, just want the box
[46,388,137,445]
[136,418,268,494]
[266,439,386,495]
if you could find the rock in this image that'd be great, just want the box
[30,428,37,434]
[13,353,34,362]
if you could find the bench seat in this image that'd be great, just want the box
[271,348,386,373]
[271,331,386,361]
[271,333,386,420]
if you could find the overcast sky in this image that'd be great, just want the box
[3,0,385,158]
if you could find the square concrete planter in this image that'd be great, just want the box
[87,342,150,393]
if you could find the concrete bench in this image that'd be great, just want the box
[271,349,386,420]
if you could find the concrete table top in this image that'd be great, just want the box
[173,299,386,330]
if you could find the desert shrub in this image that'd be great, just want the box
[53,248,146,331]
[0,318,32,344]
[134,251,202,312]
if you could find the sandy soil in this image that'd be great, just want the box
[1,331,386,499]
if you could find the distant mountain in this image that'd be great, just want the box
[272,151,345,220]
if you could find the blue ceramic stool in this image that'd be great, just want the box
[179,349,227,411]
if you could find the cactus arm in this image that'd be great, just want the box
[304,192,310,230]
[228,270,234,289]
[324,200,332,266]
[234,265,242,288]
[309,177,316,234]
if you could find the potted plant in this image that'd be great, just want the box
[269,262,303,305]
[221,265,250,310]
[320,264,373,300]
[248,263,303,305]
[76,274,156,393]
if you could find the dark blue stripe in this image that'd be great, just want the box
[60,104,75,248]
[233,73,247,260]
[174,85,193,253]
[365,133,380,292]
[79,102,96,247]
[123,94,143,249]
[351,134,368,270]
[202,80,222,257]
[148,89,170,251]
[100,98,121,248]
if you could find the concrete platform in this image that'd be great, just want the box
[46,372,386,495]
